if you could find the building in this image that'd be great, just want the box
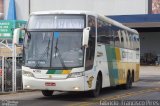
[3,0,160,64]
[3,0,148,20]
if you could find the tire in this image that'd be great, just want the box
[89,74,102,97]
[123,73,132,89]
[41,90,54,96]
[132,72,134,82]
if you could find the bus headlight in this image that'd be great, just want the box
[23,71,34,77]
[67,72,84,78]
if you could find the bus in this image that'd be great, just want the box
[14,10,140,97]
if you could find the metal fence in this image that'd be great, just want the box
[0,57,3,92]
[0,56,23,93]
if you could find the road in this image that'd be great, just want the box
[0,66,160,106]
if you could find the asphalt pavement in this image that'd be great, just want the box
[0,66,160,106]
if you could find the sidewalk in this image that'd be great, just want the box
[0,90,38,95]
[140,66,160,76]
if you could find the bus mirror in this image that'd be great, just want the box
[82,27,90,47]
[13,28,21,45]
[13,28,26,45]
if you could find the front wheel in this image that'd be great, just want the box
[42,90,54,96]
[89,74,102,97]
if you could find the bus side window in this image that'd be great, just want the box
[121,30,127,48]
[85,39,95,70]
[133,35,136,50]
[117,30,122,47]
[88,15,96,37]
[136,36,140,51]
[129,34,133,49]
[114,31,120,47]
[131,35,134,49]
[109,26,114,46]
[125,31,130,49]
[85,15,96,70]
[118,30,124,48]
[133,35,139,50]
[97,19,111,44]
[97,19,104,43]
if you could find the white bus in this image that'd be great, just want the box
[14,10,140,97]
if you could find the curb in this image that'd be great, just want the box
[0,90,38,95]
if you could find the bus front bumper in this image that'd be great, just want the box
[23,76,85,91]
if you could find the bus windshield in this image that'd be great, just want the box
[27,15,85,29]
[24,31,84,69]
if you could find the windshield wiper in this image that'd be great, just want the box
[54,38,66,69]
[35,38,51,68]
[46,38,50,58]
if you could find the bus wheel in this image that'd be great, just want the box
[90,74,102,97]
[42,90,54,96]
[123,73,132,89]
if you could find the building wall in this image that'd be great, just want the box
[0,0,4,19]
[140,32,160,55]
[4,0,29,20]
[4,0,148,20]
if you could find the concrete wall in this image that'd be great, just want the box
[4,0,148,20]
[140,32,160,55]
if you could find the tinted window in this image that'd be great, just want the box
[97,19,113,44]
[86,15,96,70]
[28,15,85,29]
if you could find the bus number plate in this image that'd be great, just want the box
[45,82,56,86]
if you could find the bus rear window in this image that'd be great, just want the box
[28,15,85,29]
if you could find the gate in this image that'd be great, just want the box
[0,56,23,93]
[0,57,3,92]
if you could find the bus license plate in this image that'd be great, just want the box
[45,82,56,86]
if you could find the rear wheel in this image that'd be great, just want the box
[89,74,102,97]
[132,71,134,82]
[123,73,132,89]
[42,90,54,96]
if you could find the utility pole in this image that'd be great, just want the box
[29,0,31,16]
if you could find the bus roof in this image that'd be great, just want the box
[31,10,138,35]
[99,15,139,35]
[31,10,96,16]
